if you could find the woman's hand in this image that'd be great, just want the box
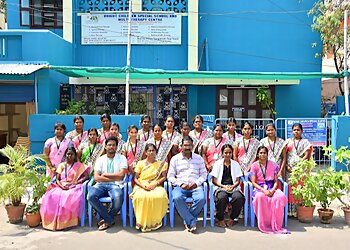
[142,184,151,191]
[148,182,158,190]
[224,185,234,192]
[263,189,270,197]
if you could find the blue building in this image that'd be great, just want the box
[0,0,322,145]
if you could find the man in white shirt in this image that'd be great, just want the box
[87,136,127,230]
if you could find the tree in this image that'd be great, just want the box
[307,0,350,95]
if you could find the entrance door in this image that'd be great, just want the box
[216,86,275,119]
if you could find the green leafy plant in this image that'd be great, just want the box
[129,95,147,115]
[323,142,350,208]
[0,145,46,206]
[289,159,317,207]
[55,100,86,115]
[25,203,40,214]
[256,86,277,118]
[314,167,348,210]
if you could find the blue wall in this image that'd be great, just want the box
[29,114,142,154]
[331,116,350,172]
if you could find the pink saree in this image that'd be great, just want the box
[44,137,71,178]
[189,129,213,154]
[65,130,88,149]
[251,161,289,234]
[122,140,146,173]
[40,161,88,231]
[204,137,229,168]
[236,137,260,172]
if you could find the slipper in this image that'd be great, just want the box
[98,222,114,231]
[226,219,237,227]
[97,219,105,227]
[215,220,227,228]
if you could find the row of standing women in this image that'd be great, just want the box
[40,114,313,233]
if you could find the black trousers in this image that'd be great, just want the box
[214,190,245,221]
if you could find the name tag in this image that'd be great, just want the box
[263,184,268,190]
[213,153,219,160]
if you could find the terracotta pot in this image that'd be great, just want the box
[317,208,334,224]
[296,204,315,223]
[25,212,41,227]
[5,203,26,224]
[341,207,350,225]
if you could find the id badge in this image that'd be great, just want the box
[263,184,268,190]
[213,153,219,160]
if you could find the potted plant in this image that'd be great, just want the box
[289,159,317,223]
[25,167,51,227]
[314,167,348,224]
[324,144,350,224]
[0,145,44,224]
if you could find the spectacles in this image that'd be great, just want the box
[194,121,202,123]
[147,150,156,152]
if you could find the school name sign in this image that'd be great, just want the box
[81,13,182,45]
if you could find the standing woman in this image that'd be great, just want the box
[65,115,88,149]
[110,122,125,153]
[40,147,89,230]
[77,128,105,176]
[285,123,313,216]
[178,121,191,152]
[122,125,146,175]
[223,117,242,145]
[211,144,245,227]
[137,115,153,142]
[202,124,229,172]
[250,146,289,234]
[44,123,70,178]
[130,143,168,232]
[147,124,172,163]
[260,123,286,177]
[189,115,213,154]
[98,113,112,144]
[162,115,181,158]
[233,122,260,173]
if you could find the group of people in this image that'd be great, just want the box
[39,114,313,234]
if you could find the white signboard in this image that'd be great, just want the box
[81,13,182,45]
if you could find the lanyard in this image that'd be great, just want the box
[196,130,203,140]
[258,161,268,181]
[214,137,223,148]
[143,130,150,141]
[268,137,276,156]
[166,130,174,141]
[89,142,97,159]
[243,138,251,153]
[128,140,138,157]
[294,138,301,152]
[228,132,236,142]
[65,162,75,179]
[155,138,162,153]
[55,138,61,149]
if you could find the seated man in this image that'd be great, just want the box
[167,136,207,233]
[87,136,127,230]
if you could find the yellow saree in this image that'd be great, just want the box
[130,160,168,232]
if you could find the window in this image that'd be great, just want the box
[20,0,63,28]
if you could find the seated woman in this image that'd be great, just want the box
[43,123,70,178]
[40,146,89,231]
[211,144,245,227]
[250,146,288,234]
[130,143,168,232]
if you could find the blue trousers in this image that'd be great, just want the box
[172,186,205,227]
[87,183,123,225]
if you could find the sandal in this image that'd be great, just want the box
[226,219,236,227]
[215,220,227,228]
[98,222,114,231]
[97,219,105,227]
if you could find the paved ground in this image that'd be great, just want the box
[0,204,349,250]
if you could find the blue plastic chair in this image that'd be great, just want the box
[80,179,90,227]
[87,176,128,228]
[127,175,167,227]
[168,181,208,228]
[247,173,288,228]
[208,174,249,227]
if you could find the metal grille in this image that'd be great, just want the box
[78,0,130,12]
[142,0,187,13]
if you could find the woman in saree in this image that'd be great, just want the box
[250,146,289,234]
[189,115,213,154]
[122,125,146,175]
[40,147,89,231]
[259,123,286,177]
[202,124,230,172]
[43,123,71,178]
[137,115,153,142]
[77,128,104,176]
[223,117,242,146]
[285,123,313,216]
[233,122,260,173]
[110,122,125,153]
[65,115,88,149]
[147,124,172,163]
[162,115,181,158]
[98,113,112,144]
[130,143,168,232]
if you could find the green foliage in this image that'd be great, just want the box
[129,95,147,115]
[0,145,48,206]
[289,159,317,207]
[55,100,86,115]
[25,203,40,214]
[314,167,348,209]
[256,86,277,118]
